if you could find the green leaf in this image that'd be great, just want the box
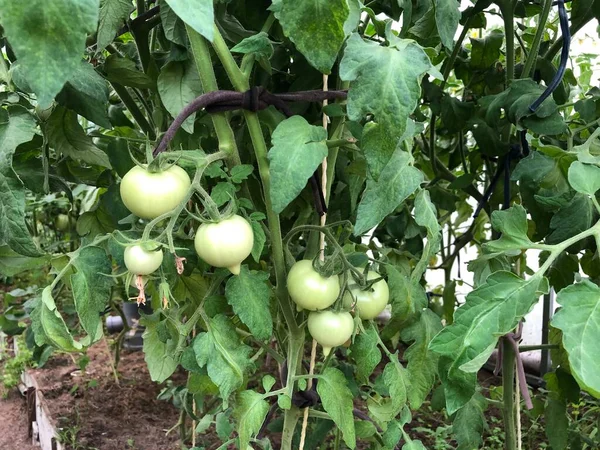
[349,322,381,382]
[31,287,83,351]
[97,0,133,51]
[430,272,548,413]
[57,61,112,129]
[164,0,214,41]
[262,375,276,393]
[230,165,254,183]
[158,60,202,134]
[250,220,266,263]
[402,441,426,450]
[383,355,410,415]
[483,205,534,254]
[141,313,179,382]
[159,0,187,45]
[316,368,356,449]
[401,310,442,409]
[233,390,270,449]
[354,150,424,235]
[340,34,431,177]
[547,193,594,246]
[469,29,503,69]
[412,189,441,282]
[568,161,600,196]
[268,116,328,214]
[231,32,274,60]
[453,392,487,450]
[104,54,155,89]
[276,0,349,74]
[45,106,112,168]
[225,266,273,341]
[0,0,99,107]
[0,246,49,276]
[545,398,568,450]
[0,106,40,256]
[194,314,253,401]
[70,247,113,343]
[552,280,600,397]
[434,0,460,49]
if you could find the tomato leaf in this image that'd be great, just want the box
[164,0,214,42]
[544,397,569,450]
[231,32,274,60]
[45,106,112,168]
[452,392,487,450]
[383,355,410,416]
[97,0,133,51]
[568,161,600,196]
[233,390,269,449]
[340,34,431,178]
[0,246,49,277]
[159,1,187,45]
[401,310,442,409]
[267,116,328,214]
[551,280,600,397]
[350,322,381,382]
[194,314,253,401]
[276,0,349,74]
[317,367,356,449]
[354,150,423,236]
[70,247,113,343]
[104,54,155,89]
[483,205,534,254]
[412,190,441,283]
[250,220,266,263]
[430,272,548,413]
[141,313,179,383]
[158,60,202,134]
[434,0,460,49]
[225,266,273,341]
[0,0,98,107]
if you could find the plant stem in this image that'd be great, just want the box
[502,338,517,450]
[521,0,553,79]
[240,13,276,77]
[518,344,558,352]
[110,82,156,139]
[499,0,517,84]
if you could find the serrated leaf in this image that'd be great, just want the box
[340,34,431,177]
[158,60,202,134]
[276,0,349,74]
[45,106,111,168]
[547,193,594,247]
[430,272,548,413]
[434,0,460,49]
[250,220,266,263]
[317,368,356,448]
[234,390,269,449]
[350,322,381,382]
[0,106,40,256]
[0,0,99,107]
[412,189,441,282]
[268,116,328,214]
[483,205,534,254]
[568,161,600,196]
[104,54,154,89]
[453,392,486,450]
[0,246,49,277]
[383,355,410,416]
[401,310,442,409]
[194,314,253,400]
[165,0,214,41]
[141,313,179,382]
[552,280,600,397]
[97,0,133,51]
[70,246,113,342]
[354,150,423,235]
[469,29,503,69]
[231,32,274,60]
[225,266,273,341]
[230,165,254,183]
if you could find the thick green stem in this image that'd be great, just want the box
[186,26,242,166]
[521,0,552,79]
[499,0,516,83]
[209,25,298,337]
[110,82,156,139]
[282,408,301,450]
[502,338,517,450]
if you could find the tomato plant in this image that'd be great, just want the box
[2,1,600,450]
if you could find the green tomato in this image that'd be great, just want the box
[307,310,355,356]
[286,260,340,311]
[343,271,389,320]
[120,165,191,219]
[124,243,163,275]
[55,214,70,231]
[194,215,253,275]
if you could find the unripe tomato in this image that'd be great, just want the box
[343,271,389,320]
[55,214,70,231]
[286,260,340,311]
[124,243,163,275]
[119,165,191,219]
[307,310,355,356]
[194,215,253,275]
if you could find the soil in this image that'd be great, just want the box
[30,343,182,450]
[0,388,38,450]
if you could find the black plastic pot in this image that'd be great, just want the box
[105,301,153,351]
